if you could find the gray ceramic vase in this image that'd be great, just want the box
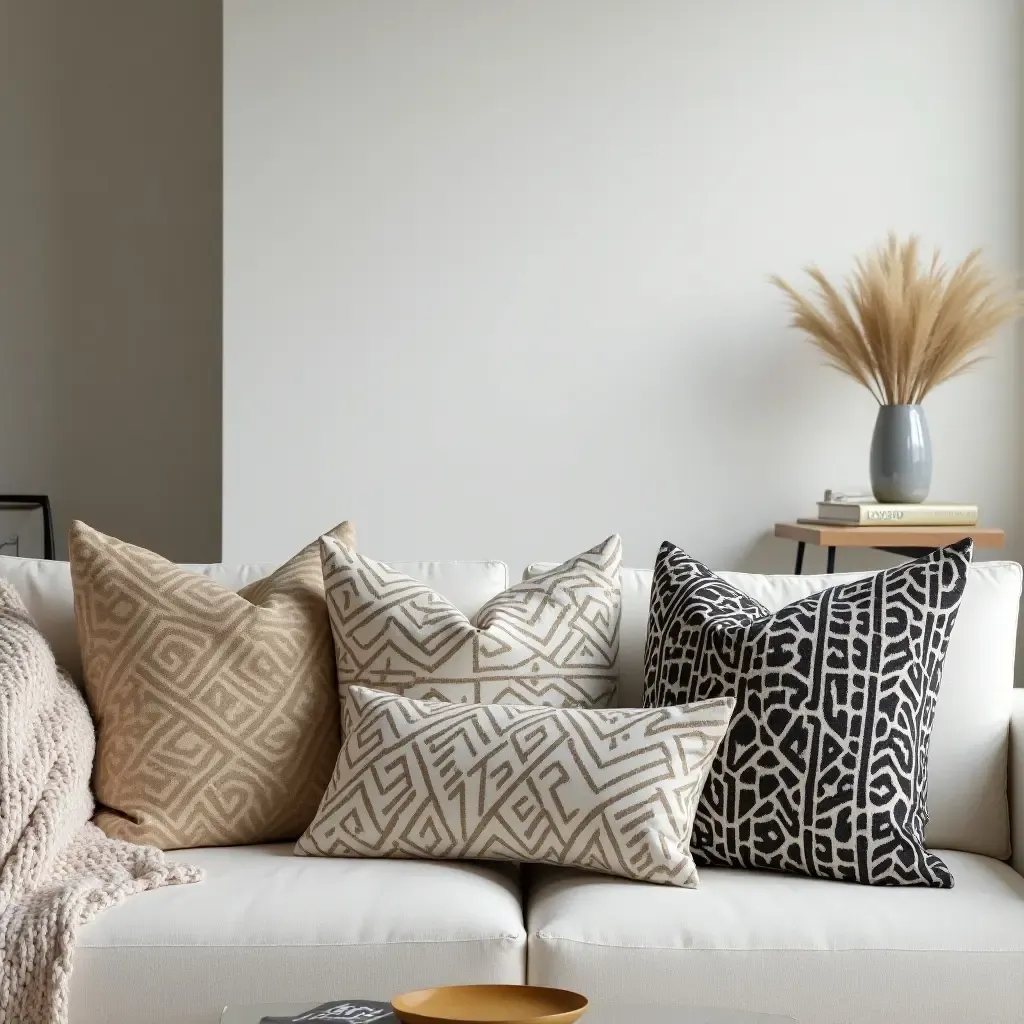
[869,404,932,503]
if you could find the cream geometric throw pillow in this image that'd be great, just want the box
[296,686,734,886]
[321,534,622,710]
[70,519,355,850]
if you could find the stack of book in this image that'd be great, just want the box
[803,490,978,527]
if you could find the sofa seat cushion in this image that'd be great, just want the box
[70,845,526,1024]
[526,852,1024,1024]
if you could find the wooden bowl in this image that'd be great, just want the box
[391,984,589,1024]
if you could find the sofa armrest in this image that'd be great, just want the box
[1012,689,1024,877]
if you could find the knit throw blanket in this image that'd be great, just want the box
[0,581,202,1024]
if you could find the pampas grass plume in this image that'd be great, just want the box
[771,234,1023,405]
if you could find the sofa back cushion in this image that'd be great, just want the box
[526,560,1022,860]
[0,554,509,687]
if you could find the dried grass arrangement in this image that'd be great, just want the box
[771,235,1023,406]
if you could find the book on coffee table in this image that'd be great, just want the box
[259,1002,396,1024]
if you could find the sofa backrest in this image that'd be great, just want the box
[0,554,509,688]
[3,551,1018,860]
[526,560,1023,862]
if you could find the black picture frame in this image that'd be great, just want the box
[0,495,55,559]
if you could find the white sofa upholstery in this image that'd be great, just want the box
[526,852,1024,1024]
[70,848,526,1024]
[1012,689,1024,879]
[1,550,1022,1024]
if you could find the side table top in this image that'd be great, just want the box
[775,521,1005,549]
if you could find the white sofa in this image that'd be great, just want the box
[2,552,1023,1024]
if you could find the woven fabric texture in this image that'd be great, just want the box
[0,580,200,1024]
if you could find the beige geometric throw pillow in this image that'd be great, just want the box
[69,519,355,850]
[297,686,734,886]
[321,534,621,710]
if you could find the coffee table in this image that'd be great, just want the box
[220,1003,795,1023]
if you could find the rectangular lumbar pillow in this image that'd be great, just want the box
[321,534,621,709]
[296,685,734,886]
[643,539,973,887]
[69,519,355,849]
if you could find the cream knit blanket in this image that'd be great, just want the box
[0,581,202,1024]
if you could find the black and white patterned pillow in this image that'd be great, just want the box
[643,539,973,887]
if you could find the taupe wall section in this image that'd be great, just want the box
[0,1,221,561]
[1,2,62,549]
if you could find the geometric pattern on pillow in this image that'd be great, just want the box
[643,539,973,887]
[321,534,621,710]
[69,519,355,850]
[296,685,734,887]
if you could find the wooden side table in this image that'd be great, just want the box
[774,521,1005,574]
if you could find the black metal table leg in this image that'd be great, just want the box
[826,546,836,573]
[794,541,805,574]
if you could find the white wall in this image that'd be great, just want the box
[224,0,1021,576]
[0,1,222,561]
